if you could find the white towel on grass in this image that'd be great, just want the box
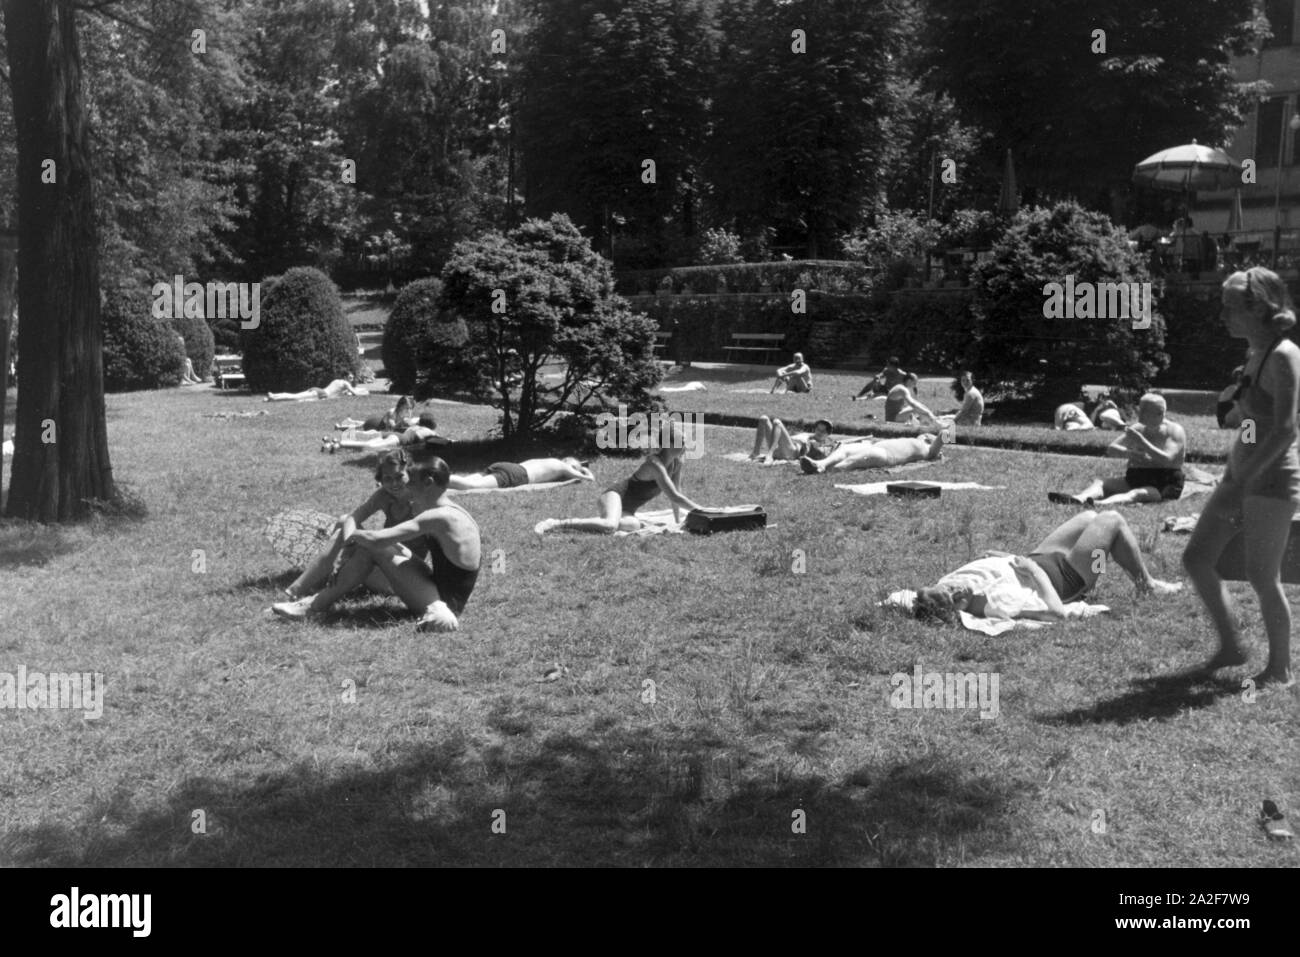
[615,509,685,536]
[657,381,708,393]
[879,589,1109,634]
[722,451,799,465]
[836,481,1005,496]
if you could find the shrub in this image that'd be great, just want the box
[171,311,215,379]
[696,228,744,265]
[969,201,1167,409]
[382,278,443,394]
[411,315,478,400]
[614,260,870,296]
[101,286,185,392]
[239,267,360,392]
[870,288,977,371]
[439,214,663,437]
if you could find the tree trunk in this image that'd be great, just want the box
[0,231,16,504]
[3,0,113,521]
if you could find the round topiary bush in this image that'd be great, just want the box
[239,267,359,392]
[208,313,243,353]
[382,278,444,394]
[411,314,478,400]
[102,286,185,392]
[172,311,215,379]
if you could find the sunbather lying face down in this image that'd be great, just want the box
[911,510,1181,624]
[447,457,595,490]
[799,428,948,474]
[266,378,368,401]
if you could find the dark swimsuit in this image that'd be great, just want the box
[1027,552,1089,603]
[485,461,529,488]
[420,500,481,615]
[608,475,663,514]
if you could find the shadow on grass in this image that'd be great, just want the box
[0,521,86,568]
[1,724,1024,866]
[1039,672,1242,726]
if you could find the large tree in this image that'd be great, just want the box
[4,0,112,521]
[518,0,718,266]
[707,0,918,257]
[923,0,1267,217]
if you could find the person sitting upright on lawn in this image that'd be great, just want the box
[883,373,944,426]
[770,352,813,394]
[750,417,839,464]
[952,371,984,426]
[1049,393,1187,506]
[853,356,909,401]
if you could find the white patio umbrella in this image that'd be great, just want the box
[1131,140,1242,193]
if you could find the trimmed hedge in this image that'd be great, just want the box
[102,287,185,392]
[870,288,977,372]
[240,267,360,392]
[628,292,872,364]
[382,278,443,394]
[172,312,215,379]
[616,260,870,297]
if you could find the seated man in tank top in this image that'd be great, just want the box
[1048,393,1186,506]
[272,457,481,633]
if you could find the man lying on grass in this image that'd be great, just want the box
[322,413,446,453]
[912,510,1182,624]
[272,457,480,633]
[1049,393,1187,506]
[799,426,949,474]
[447,457,595,490]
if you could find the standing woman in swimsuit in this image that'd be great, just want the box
[1184,267,1300,688]
[536,419,707,534]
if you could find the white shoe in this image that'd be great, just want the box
[272,596,318,620]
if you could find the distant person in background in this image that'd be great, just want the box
[770,352,813,394]
[176,334,203,385]
[1090,398,1125,430]
[853,356,909,401]
[1054,402,1093,431]
[1169,216,1201,274]
[884,373,943,426]
[266,377,368,401]
[951,371,984,426]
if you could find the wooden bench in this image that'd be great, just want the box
[653,331,672,357]
[724,332,786,364]
[213,354,246,390]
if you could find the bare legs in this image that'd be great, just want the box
[536,490,642,535]
[1058,476,1161,506]
[1183,491,1295,685]
[1033,509,1181,595]
[750,416,801,462]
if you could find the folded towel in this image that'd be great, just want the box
[836,481,1005,496]
[614,508,684,536]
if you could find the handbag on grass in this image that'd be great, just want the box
[684,505,767,534]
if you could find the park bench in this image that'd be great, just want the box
[724,332,785,364]
[213,353,245,390]
[653,330,672,357]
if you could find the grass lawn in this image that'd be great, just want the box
[0,382,1296,867]
[656,366,1231,462]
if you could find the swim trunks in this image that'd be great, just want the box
[425,544,479,615]
[1124,466,1185,501]
[1027,552,1089,603]
[608,475,662,514]
[485,461,528,488]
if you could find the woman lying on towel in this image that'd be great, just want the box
[535,420,707,534]
[912,510,1182,624]
[448,457,594,490]
[283,449,419,599]
[266,377,368,401]
[799,427,948,474]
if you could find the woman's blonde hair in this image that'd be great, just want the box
[1224,267,1297,333]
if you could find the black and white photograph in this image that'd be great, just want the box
[0,0,1295,910]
